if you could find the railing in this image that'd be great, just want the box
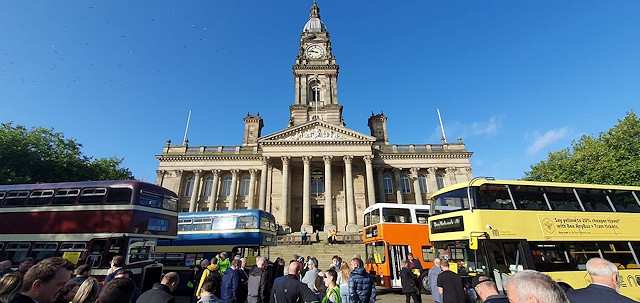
[162,145,260,155]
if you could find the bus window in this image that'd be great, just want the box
[162,253,184,266]
[415,210,429,224]
[128,239,155,264]
[238,215,258,229]
[382,208,411,223]
[60,242,86,251]
[4,242,31,263]
[511,186,548,210]
[106,188,132,204]
[213,216,237,230]
[52,189,80,205]
[421,246,435,262]
[574,188,610,211]
[478,184,513,209]
[601,242,635,268]
[163,196,178,211]
[139,191,163,208]
[26,190,54,206]
[607,190,640,212]
[78,188,107,204]
[370,208,380,225]
[193,218,212,231]
[544,187,580,211]
[4,191,29,207]
[530,242,575,272]
[32,242,58,261]
[365,241,386,264]
[178,219,192,232]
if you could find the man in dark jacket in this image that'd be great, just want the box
[221,259,242,303]
[136,271,180,303]
[400,260,421,303]
[247,257,270,303]
[566,258,637,303]
[270,261,319,303]
[348,257,376,303]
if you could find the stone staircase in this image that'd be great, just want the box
[267,241,365,270]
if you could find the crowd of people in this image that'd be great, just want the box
[0,254,637,303]
[189,253,376,303]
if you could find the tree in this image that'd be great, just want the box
[0,122,134,184]
[523,111,640,186]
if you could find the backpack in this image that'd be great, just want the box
[247,271,263,303]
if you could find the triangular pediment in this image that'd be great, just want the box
[259,120,376,144]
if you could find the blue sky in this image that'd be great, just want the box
[1,1,639,182]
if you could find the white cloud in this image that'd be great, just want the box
[435,116,502,141]
[526,127,569,156]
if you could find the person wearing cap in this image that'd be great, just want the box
[472,275,508,303]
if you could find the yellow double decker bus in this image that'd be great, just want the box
[428,178,640,301]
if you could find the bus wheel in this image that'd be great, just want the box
[419,272,430,294]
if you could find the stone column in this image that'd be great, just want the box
[446,167,457,186]
[248,169,257,209]
[344,156,358,232]
[301,156,313,232]
[173,170,184,199]
[427,167,438,192]
[364,156,376,207]
[156,170,165,186]
[228,169,239,210]
[189,170,203,212]
[410,167,423,205]
[376,167,386,203]
[209,169,221,211]
[280,156,291,232]
[394,168,404,204]
[259,157,269,210]
[323,155,335,231]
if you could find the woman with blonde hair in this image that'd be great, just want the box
[72,277,100,303]
[337,261,352,303]
[0,272,22,303]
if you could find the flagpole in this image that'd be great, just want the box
[183,110,192,145]
[437,109,447,143]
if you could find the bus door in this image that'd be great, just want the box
[387,245,410,288]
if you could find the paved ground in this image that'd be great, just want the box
[176,288,435,303]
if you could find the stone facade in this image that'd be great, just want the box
[155,1,473,234]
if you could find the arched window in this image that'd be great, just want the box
[239,175,251,196]
[383,173,393,194]
[436,173,445,190]
[203,176,214,196]
[221,175,232,196]
[184,176,194,197]
[311,169,324,195]
[418,174,428,193]
[400,174,411,194]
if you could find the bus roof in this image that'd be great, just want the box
[432,179,640,197]
[363,203,431,214]
[178,209,275,219]
[0,180,166,191]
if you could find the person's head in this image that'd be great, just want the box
[323,268,337,288]
[350,258,363,270]
[400,260,408,269]
[585,258,621,291]
[71,277,99,303]
[338,261,351,278]
[161,272,180,292]
[231,259,242,270]
[18,257,34,274]
[200,259,210,268]
[21,257,74,303]
[220,252,227,260]
[505,270,568,303]
[407,253,414,261]
[440,261,450,270]
[0,272,23,303]
[200,278,218,297]
[256,257,266,269]
[210,257,218,265]
[95,277,135,303]
[113,269,133,279]
[288,261,302,277]
[240,258,247,268]
[0,260,12,270]
[433,258,441,267]
[472,275,498,301]
[110,256,124,268]
[74,265,91,278]
[332,256,340,266]
[307,259,317,270]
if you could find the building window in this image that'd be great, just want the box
[418,174,428,193]
[400,174,411,194]
[239,175,251,196]
[311,169,324,195]
[383,173,393,194]
[184,176,194,197]
[203,176,213,197]
[221,175,232,196]
[436,173,445,190]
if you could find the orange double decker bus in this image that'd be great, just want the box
[362,203,435,293]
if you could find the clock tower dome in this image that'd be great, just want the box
[290,0,343,127]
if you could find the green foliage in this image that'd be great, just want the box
[0,122,134,184]
[524,111,640,186]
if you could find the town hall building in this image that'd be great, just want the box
[155,1,473,234]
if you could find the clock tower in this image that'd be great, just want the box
[290,0,343,127]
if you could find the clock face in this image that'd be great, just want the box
[306,45,324,59]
